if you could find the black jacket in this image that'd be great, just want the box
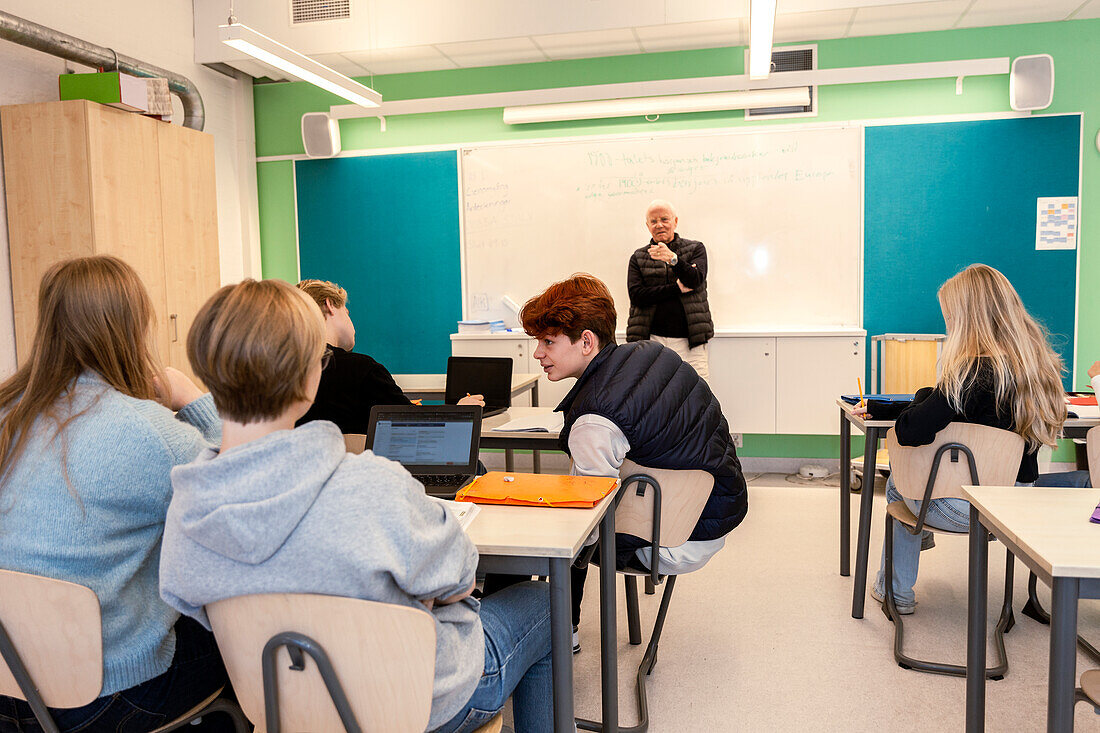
[557,340,747,542]
[626,234,714,348]
[297,345,411,435]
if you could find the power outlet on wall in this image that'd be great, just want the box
[731,432,744,448]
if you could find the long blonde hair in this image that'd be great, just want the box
[0,256,166,490]
[937,264,1065,450]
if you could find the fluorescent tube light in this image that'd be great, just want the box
[219,23,381,108]
[502,87,810,125]
[749,0,777,80]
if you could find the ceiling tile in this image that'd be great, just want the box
[634,19,745,52]
[773,9,854,43]
[342,46,458,75]
[309,53,372,78]
[532,28,642,60]
[434,37,547,68]
[955,0,1084,28]
[848,0,970,37]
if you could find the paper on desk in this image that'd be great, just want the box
[492,412,564,433]
[428,496,481,531]
[1067,403,1100,420]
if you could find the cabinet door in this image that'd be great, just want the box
[776,337,863,434]
[157,122,220,382]
[86,104,171,366]
[709,337,776,434]
[1,101,97,360]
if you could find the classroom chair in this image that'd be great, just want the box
[576,459,714,733]
[1020,425,1100,665]
[1079,669,1100,711]
[0,568,246,733]
[882,423,1023,678]
[207,592,503,733]
[343,433,367,454]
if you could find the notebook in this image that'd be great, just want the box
[455,472,618,508]
[445,356,512,418]
[366,405,483,497]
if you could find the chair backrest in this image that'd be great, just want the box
[343,433,367,454]
[0,568,103,708]
[887,422,1025,502]
[1088,426,1100,490]
[615,459,714,548]
[207,593,436,733]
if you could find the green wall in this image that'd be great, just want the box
[252,19,1099,461]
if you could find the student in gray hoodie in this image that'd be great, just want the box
[159,279,553,733]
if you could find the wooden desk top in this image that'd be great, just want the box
[393,373,540,396]
[466,485,619,559]
[481,407,561,441]
[837,398,1100,434]
[962,486,1100,579]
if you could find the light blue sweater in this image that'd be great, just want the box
[160,421,483,730]
[0,372,220,696]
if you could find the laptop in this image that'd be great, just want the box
[366,404,483,497]
[445,356,513,418]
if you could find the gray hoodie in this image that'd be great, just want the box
[159,420,482,730]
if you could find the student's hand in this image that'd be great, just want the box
[852,405,871,419]
[421,598,435,611]
[676,279,692,293]
[1088,360,1100,380]
[156,367,204,411]
[647,242,676,264]
[458,394,486,406]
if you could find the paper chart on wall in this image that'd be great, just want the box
[1036,196,1078,250]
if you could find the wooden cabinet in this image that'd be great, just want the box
[2,100,219,381]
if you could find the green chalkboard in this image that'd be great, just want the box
[295,151,461,374]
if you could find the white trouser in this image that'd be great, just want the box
[650,335,709,381]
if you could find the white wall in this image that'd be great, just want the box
[0,0,260,378]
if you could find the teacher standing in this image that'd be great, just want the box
[626,199,714,380]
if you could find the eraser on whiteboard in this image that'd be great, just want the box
[501,296,520,313]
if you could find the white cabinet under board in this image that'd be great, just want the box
[452,330,865,434]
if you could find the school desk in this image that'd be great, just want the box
[392,372,541,405]
[481,406,561,473]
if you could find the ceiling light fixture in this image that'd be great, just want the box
[749,0,778,80]
[219,22,381,108]
[502,87,810,125]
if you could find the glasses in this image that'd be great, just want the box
[321,347,333,370]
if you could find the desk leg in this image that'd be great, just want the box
[1048,577,1079,732]
[840,409,851,577]
[531,383,541,472]
[851,427,880,619]
[549,557,575,733]
[599,506,618,733]
[966,507,988,733]
[532,381,540,407]
[505,449,515,473]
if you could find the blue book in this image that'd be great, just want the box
[840,394,914,405]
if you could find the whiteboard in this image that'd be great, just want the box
[461,126,862,330]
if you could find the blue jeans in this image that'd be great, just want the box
[1035,470,1092,488]
[433,581,553,733]
[0,616,231,733]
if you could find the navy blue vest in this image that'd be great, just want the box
[557,341,747,541]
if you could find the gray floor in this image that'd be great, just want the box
[559,473,1100,732]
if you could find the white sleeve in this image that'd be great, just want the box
[568,414,630,478]
[1091,372,1100,394]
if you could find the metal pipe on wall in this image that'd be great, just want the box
[0,10,205,130]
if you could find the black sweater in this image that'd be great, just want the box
[297,345,411,435]
[867,360,1038,483]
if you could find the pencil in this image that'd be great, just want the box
[857,378,864,408]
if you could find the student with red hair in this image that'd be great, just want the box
[521,273,747,642]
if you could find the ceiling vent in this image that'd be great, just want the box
[291,0,351,24]
[744,45,817,120]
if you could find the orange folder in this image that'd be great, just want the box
[455,472,618,508]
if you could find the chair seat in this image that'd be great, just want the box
[474,712,504,733]
[1083,669,1100,707]
[886,500,969,535]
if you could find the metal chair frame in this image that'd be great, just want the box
[261,631,361,733]
[883,442,1017,679]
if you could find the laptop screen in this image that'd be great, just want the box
[366,405,481,474]
[445,356,513,410]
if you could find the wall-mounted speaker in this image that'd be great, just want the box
[301,113,341,158]
[1009,54,1054,112]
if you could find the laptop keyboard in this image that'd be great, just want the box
[417,474,471,487]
